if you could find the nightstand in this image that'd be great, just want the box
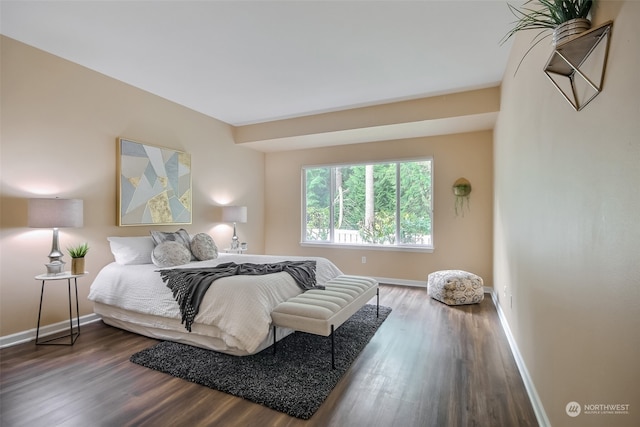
[34,271,86,345]
[224,248,247,254]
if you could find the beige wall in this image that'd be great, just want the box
[235,87,499,144]
[264,130,494,284]
[494,1,640,426]
[0,36,265,336]
[0,34,494,339]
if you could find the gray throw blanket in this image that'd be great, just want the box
[159,261,321,332]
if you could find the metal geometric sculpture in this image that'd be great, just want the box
[544,21,613,111]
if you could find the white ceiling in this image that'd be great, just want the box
[1,0,517,126]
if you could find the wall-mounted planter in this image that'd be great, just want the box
[453,178,471,216]
[552,18,592,46]
[544,20,613,111]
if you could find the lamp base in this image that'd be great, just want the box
[48,227,64,264]
[230,238,239,250]
[230,221,240,249]
[45,261,66,276]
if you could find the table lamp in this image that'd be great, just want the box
[28,198,84,275]
[221,206,247,250]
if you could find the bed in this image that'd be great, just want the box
[88,234,344,356]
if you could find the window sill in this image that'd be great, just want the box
[300,242,433,253]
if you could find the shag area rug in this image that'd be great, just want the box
[130,304,391,419]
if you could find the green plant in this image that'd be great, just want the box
[502,0,593,43]
[453,178,472,217]
[67,242,89,258]
[501,0,594,74]
[358,211,396,245]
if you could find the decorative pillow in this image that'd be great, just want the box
[150,228,195,260]
[107,236,155,265]
[151,241,192,267]
[190,233,218,261]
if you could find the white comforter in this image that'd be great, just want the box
[88,253,343,353]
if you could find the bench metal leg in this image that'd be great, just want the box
[273,286,379,370]
[331,324,335,369]
[273,325,277,355]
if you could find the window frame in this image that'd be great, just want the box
[301,157,434,252]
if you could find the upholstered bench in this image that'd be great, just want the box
[427,270,484,306]
[271,275,379,369]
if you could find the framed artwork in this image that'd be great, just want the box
[117,138,192,226]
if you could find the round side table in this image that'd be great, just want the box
[34,271,87,345]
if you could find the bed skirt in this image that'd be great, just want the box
[93,302,293,356]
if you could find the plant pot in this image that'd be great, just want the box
[553,18,592,46]
[71,257,85,275]
[452,178,472,197]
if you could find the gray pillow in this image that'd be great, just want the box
[190,233,218,261]
[150,228,195,260]
[151,241,192,267]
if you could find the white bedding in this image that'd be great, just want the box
[88,253,343,354]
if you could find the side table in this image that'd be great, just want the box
[224,248,247,254]
[34,271,87,345]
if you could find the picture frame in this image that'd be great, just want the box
[117,137,192,226]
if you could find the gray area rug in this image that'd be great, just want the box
[130,304,391,419]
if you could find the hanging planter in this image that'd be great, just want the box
[552,18,592,46]
[453,178,472,217]
[500,0,594,74]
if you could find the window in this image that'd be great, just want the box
[302,158,433,250]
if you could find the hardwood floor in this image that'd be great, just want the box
[0,285,538,427]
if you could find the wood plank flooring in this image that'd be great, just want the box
[0,285,538,427]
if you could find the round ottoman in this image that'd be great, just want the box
[427,270,484,305]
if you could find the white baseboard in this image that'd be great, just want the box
[489,290,550,427]
[375,277,496,295]
[373,276,427,287]
[0,313,101,349]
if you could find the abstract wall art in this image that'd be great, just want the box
[117,138,192,226]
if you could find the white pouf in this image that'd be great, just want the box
[427,270,484,306]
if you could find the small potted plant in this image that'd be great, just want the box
[453,178,472,217]
[503,0,594,43]
[502,0,594,72]
[68,242,89,275]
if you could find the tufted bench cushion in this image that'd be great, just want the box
[271,275,379,368]
[427,270,484,305]
[272,275,378,336]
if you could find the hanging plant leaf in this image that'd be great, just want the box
[452,178,472,217]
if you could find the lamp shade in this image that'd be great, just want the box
[221,205,247,223]
[28,198,84,228]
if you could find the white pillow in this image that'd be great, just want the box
[108,236,155,265]
[152,241,192,267]
[190,233,218,261]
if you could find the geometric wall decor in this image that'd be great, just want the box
[117,138,192,226]
[543,21,613,111]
